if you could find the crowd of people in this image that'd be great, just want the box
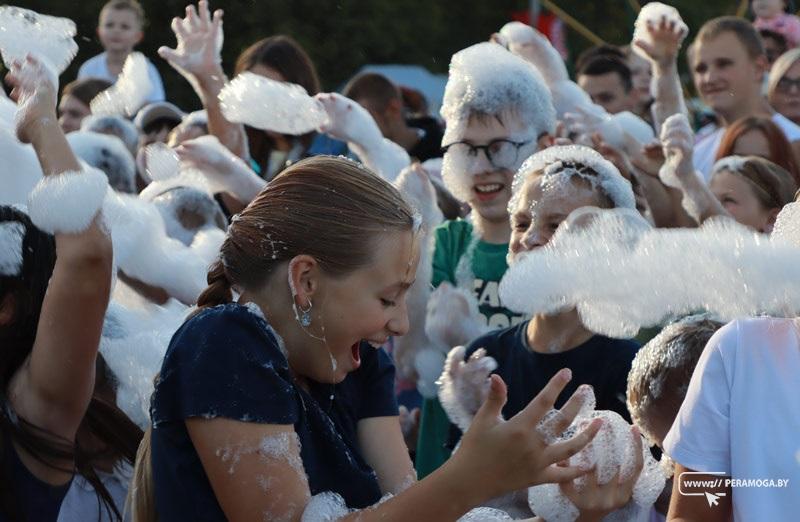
[2,0,800,520]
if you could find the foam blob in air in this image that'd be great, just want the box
[0,6,78,74]
[500,206,800,338]
[90,52,152,117]
[220,72,328,135]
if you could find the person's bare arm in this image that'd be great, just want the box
[634,14,689,133]
[159,1,249,160]
[667,464,732,521]
[6,56,112,483]
[189,372,602,521]
[357,416,416,495]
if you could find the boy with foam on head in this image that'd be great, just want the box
[689,16,800,180]
[414,41,555,478]
[78,0,165,103]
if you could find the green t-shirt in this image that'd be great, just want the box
[415,219,525,478]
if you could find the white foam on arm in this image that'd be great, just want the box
[219,72,328,135]
[90,53,152,117]
[315,92,410,182]
[0,6,78,75]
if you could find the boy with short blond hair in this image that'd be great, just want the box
[78,0,165,103]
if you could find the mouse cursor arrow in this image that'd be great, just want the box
[704,491,723,507]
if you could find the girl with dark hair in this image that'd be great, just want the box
[127,153,604,522]
[0,56,116,521]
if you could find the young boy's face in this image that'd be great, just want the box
[443,112,538,225]
[508,174,603,264]
[98,7,143,53]
[691,32,765,117]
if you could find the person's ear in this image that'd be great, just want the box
[134,30,144,46]
[764,207,782,233]
[0,293,16,327]
[288,255,321,306]
[386,97,404,119]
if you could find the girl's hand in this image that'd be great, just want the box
[452,370,603,502]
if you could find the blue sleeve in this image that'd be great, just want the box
[355,346,398,419]
[153,305,298,426]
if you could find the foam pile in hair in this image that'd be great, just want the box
[499,206,800,338]
[90,52,152,117]
[0,6,78,74]
[66,131,137,193]
[440,42,555,145]
[220,72,329,135]
[510,145,636,212]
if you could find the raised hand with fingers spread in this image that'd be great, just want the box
[158,0,223,86]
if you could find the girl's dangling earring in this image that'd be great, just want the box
[294,299,313,327]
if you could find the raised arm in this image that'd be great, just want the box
[189,371,602,521]
[159,1,249,160]
[660,114,728,224]
[633,12,689,133]
[6,56,113,477]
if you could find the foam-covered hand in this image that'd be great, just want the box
[438,346,498,432]
[425,282,487,350]
[315,92,383,149]
[176,134,265,202]
[659,113,694,187]
[498,22,568,84]
[5,55,57,144]
[632,3,688,67]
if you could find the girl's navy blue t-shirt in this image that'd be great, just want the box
[150,303,398,521]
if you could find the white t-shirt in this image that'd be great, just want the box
[692,113,800,182]
[663,317,800,521]
[57,462,132,521]
[77,52,165,104]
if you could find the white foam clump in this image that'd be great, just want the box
[220,72,328,135]
[772,201,800,247]
[498,22,568,84]
[66,131,137,193]
[440,42,555,145]
[528,389,665,522]
[90,52,152,117]
[301,492,351,522]
[0,6,78,74]
[438,346,498,432]
[101,291,187,428]
[510,145,636,213]
[0,126,42,206]
[457,507,513,521]
[391,165,443,379]
[103,191,211,304]
[0,221,25,276]
[632,2,688,60]
[27,167,109,235]
[415,282,488,398]
[150,187,227,247]
[500,206,800,338]
[711,155,748,177]
[144,142,180,183]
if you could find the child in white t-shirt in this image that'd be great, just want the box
[77,0,165,103]
[663,317,800,521]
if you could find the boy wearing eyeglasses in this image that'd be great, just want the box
[690,16,800,180]
[415,41,555,478]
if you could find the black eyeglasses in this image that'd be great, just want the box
[777,76,800,94]
[441,138,533,170]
